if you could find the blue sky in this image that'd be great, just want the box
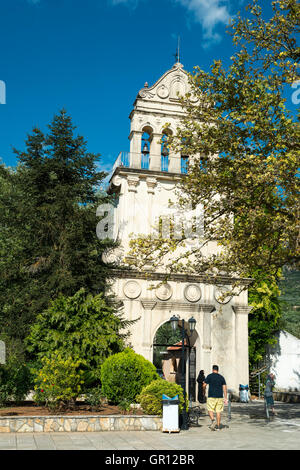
[0,0,283,171]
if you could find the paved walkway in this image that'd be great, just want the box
[0,401,299,451]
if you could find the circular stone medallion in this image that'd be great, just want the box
[184,284,201,303]
[214,286,232,304]
[157,84,169,99]
[155,283,172,301]
[123,281,142,299]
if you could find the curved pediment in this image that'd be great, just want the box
[137,62,197,104]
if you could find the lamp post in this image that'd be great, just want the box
[170,315,196,430]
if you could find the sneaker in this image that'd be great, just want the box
[215,425,221,431]
[209,421,216,430]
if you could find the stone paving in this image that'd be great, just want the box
[0,401,299,451]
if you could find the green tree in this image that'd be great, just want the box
[0,110,115,357]
[26,288,133,383]
[248,270,282,368]
[128,0,299,362]
[230,0,299,83]
[129,0,299,282]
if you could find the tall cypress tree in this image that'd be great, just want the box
[0,110,115,356]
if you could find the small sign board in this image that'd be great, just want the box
[0,340,5,364]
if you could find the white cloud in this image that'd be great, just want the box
[175,0,231,44]
[108,0,231,45]
[26,0,231,46]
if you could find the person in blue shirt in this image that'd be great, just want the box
[264,373,276,415]
[203,365,228,430]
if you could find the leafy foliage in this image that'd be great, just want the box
[153,322,182,370]
[0,355,32,406]
[100,348,159,404]
[0,110,115,360]
[84,387,105,411]
[230,0,299,83]
[248,270,282,367]
[33,353,85,411]
[137,379,185,416]
[26,289,133,383]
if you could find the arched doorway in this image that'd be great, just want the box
[153,320,198,402]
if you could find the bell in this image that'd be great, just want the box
[142,143,149,155]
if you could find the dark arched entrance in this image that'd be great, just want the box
[153,321,197,402]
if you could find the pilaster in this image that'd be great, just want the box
[233,305,252,389]
[149,133,161,171]
[141,300,157,361]
[201,304,215,374]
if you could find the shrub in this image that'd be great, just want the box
[33,352,85,411]
[138,379,186,416]
[84,386,105,411]
[0,356,32,406]
[118,398,132,414]
[101,348,159,404]
[26,289,134,384]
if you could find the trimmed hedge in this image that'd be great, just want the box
[138,379,185,416]
[100,348,159,404]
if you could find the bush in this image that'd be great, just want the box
[33,352,85,411]
[0,356,32,406]
[84,386,105,411]
[138,379,186,416]
[26,289,134,384]
[101,348,159,404]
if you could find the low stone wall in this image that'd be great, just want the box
[273,391,300,403]
[0,415,162,433]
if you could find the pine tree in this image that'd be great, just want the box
[0,110,115,357]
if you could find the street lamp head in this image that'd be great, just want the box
[188,316,196,332]
[170,315,179,332]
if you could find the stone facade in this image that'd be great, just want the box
[0,415,162,433]
[105,62,253,396]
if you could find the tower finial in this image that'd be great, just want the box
[173,35,181,64]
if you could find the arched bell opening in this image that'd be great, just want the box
[141,126,152,169]
[161,129,172,172]
[180,137,189,174]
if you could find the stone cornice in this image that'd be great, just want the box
[232,305,253,315]
[140,300,157,310]
[111,166,182,181]
[200,304,216,313]
[107,167,182,194]
[140,300,203,312]
[110,268,253,286]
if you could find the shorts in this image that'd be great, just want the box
[265,396,274,406]
[207,397,224,413]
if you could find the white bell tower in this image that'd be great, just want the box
[105,62,252,398]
